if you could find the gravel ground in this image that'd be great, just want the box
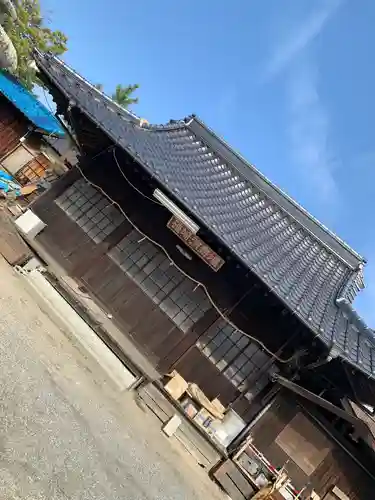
[0,258,225,500]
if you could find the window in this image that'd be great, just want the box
[109,230,211,332]
[1,145,33,174]
[196,321,274,399]
[56,179,125,243]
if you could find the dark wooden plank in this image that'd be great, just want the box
[95,266,131,304]
[227,461,256,498]
[212,460,252,500]
[153,327,185,367]
[157,308,219,372]
[136,312,177,353]
[139,383,222,466]
[116,289,157,332]
[214,473,247,500]
[34,209,96,273]
[110,273,143,311]
[0,210,32,265]
[232,394,264,422]
[250,394,297,451]
[81,255,115,290]
[175,347,240,404]
[32,167,81,210]
[35,204,99,271]
[70,241,109,278]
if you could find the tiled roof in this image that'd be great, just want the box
[34,51,375,378]
[0,70,65,136]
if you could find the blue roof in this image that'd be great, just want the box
[0,71,65,137]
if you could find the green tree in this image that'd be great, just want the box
[111,84,139,108]
[4,0,68,90]
[94,83,139,109]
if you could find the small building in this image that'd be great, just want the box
[0,69,71,188]
[28,51,375,499]
[0,70,73,265]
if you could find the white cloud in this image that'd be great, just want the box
[264,1,344,207]
[215,84,238,125]
[287,61,340,206]
[264,0,342,79]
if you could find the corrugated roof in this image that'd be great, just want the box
[33,51,375,378]
[43,135,78,165]
[0,70,65,137]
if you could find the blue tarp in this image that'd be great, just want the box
[0,71,65,137]
[0,169,21,196]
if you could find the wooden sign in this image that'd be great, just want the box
[167,216,224,272]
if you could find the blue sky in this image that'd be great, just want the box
[41,0,375,325]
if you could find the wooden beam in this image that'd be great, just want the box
[274,375,368,431]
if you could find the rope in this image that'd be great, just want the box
[74,159,302,365]
[112,147,163,206]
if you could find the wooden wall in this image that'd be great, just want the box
[0,207,32,265]
[31,166,271,418]
[30,153,324,422]
[33,189,241,392]
[86,150,319,359]
[32,186,245,401]
[249,392,375,499]
[0,96,29,158]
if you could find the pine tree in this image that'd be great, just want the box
[111,84,139,108]
[4,0,68,89]
[94,83,140,109]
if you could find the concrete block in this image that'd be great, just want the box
[163,415,182,437]
[16,267,138,392]
[15,210,46,239]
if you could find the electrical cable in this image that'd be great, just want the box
[110,145,307,363]
[112,147,163,206]
[41,86,55,115]
[74,159,302,365]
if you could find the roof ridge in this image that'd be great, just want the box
[139,119,191,131]
[34,50,141,124]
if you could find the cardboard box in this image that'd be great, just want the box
[164,370,188,400]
